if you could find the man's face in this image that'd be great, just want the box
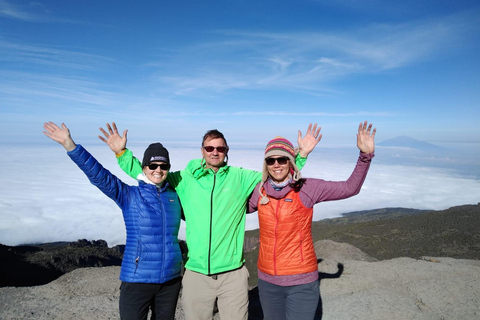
[201,137,228,170]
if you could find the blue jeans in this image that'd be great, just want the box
[119,277,181,320]
[258,278,320,320]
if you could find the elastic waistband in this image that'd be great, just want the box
[188,264,244,280]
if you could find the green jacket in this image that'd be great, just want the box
[118,149,306,275]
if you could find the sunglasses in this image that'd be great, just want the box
[147,163,171,171]
[203,146,228,153]
[265,157,289,166]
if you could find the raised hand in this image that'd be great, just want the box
[98,122,128,154]
[43,122,76,151]
[357,121,376,153]
[297,123,323,157]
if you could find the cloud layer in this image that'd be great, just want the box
[1,143,478,247]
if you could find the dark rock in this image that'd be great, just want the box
[0,239,124,288]
[0,243,63,287]
[0,239,188,288]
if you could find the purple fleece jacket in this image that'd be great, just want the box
[248,151,374,286]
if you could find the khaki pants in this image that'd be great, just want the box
[181,266,249,320]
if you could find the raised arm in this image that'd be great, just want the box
[357,121,376,154]
[297,123,322,158]
[98,122,143,180]
[43,122,77,151]
[98,122,128,155]
[43,121,128,206]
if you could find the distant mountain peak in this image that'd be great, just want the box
[378,136,442,150]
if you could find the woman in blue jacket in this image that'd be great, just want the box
[43,121,183,320]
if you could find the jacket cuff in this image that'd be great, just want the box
[115,149,127,158]
[359,151,375,161]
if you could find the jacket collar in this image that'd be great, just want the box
[188,159,229,179]
[262,179,293,199]
[137,173,169,191]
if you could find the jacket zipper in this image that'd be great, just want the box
[208,172,217,275]
[296,204,304,262]
[299,231,304,262]
[158,186,166,279]
[273,199,282,275]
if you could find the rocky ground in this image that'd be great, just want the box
[1,240,479,320]
[2,205,479,319]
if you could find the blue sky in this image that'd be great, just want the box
[1,0,479,146]
[1,1,480,246]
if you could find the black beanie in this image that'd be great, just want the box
[142,143,170,167]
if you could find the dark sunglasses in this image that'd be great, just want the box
[147,163,171,171]
[265,157,289,166]
[203,146,228,153]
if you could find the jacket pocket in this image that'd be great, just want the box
[134,240,144,275]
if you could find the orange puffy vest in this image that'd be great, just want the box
[257,189,318,276]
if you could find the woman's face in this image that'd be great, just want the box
[266,156,291,183]
[143,161,169,184]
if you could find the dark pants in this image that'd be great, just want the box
[258,278,320,320]
[119,277,182,320]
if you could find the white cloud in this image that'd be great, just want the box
[0,40,115,70]
[0,143,478,247]
[145,10,478,96]
[0,0,45,21]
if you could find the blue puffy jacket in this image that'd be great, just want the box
[68,145,182,284]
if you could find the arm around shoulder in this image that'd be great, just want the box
[117,148,143,179]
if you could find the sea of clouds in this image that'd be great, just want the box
[0,141,479,247]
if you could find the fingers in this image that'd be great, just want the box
[98,135,107,143]
[309,123,322,141]
[44,121,58,131]
[308,123,321,137]
[314,125,322,140]
[300,123,322,139]
[112,122,119,134]
[360,121,367,132]
[306,123,313,135]
[43,121,62,135]
[99,127,109,138]
[359,121,375,137]
[359,121,368,132]
[43,122,53,136]
[100,122,122,138]
[43,122,51,132]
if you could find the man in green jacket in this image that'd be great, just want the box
[99,123,322,320]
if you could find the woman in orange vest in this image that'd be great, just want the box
[248,121,376,320]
